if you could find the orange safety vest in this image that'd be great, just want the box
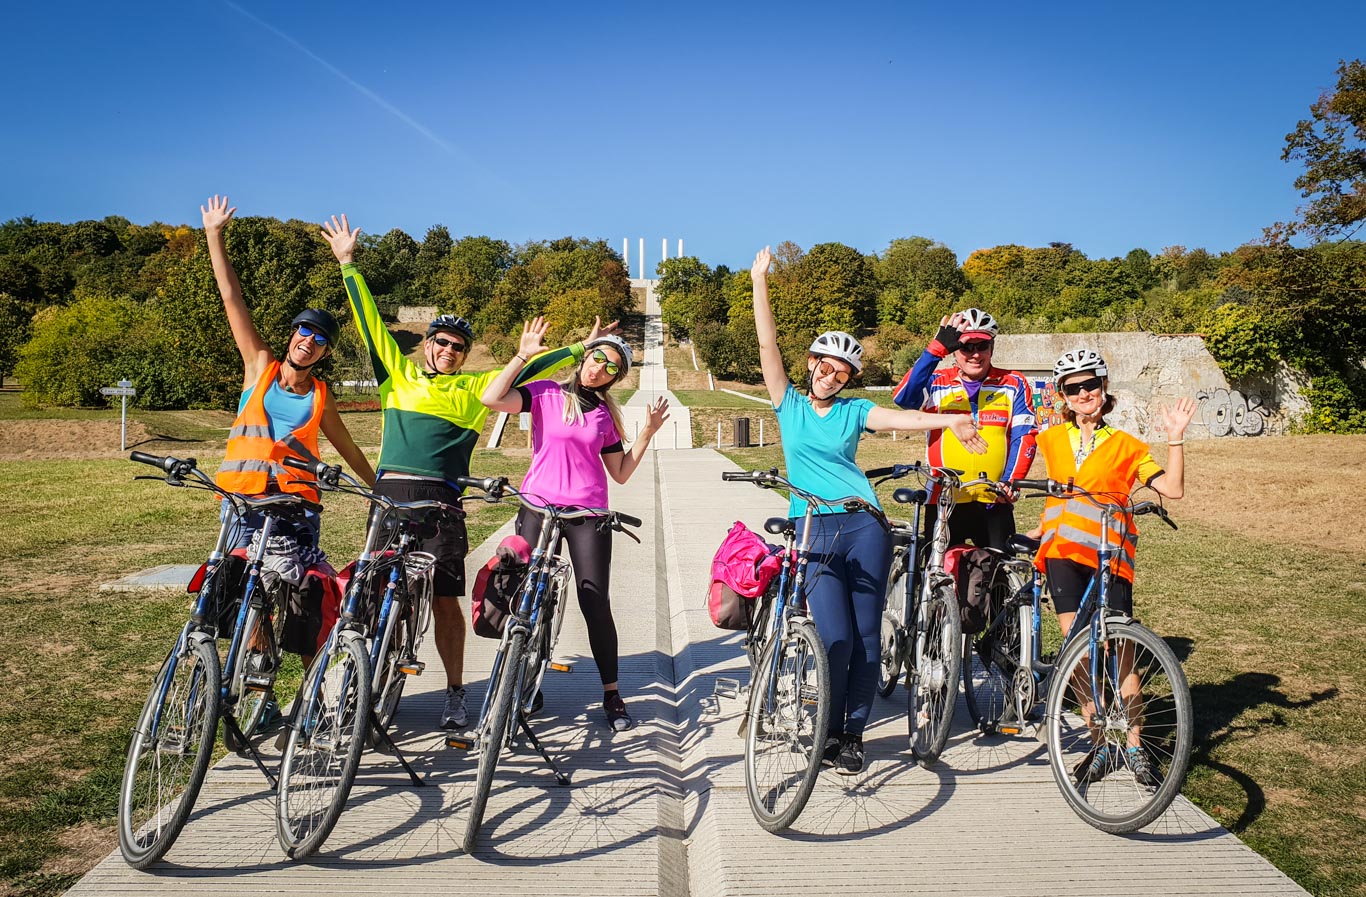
[217,361,326,503]
[1033,424,1147,583]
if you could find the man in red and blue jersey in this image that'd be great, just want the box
[892,308,1038,550]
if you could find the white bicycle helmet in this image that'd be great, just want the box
[957,307,999,340]
[585,335,633,376]
[1053,348,1108,386]
[808,331,863,373]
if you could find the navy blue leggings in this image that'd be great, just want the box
[800,511,892,739]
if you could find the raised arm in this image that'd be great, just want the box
[865,405,989,453]
[603,397,670,484]
[321,214,412,384]
[203,195,272,385]
[1149,397,1195,499]
[481,318,549,412]
[319,391,377,488]
[750,246,790,407]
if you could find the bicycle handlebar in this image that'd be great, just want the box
[458,476,643,533]
[1011,478,1178,529]
[722,469,888,522]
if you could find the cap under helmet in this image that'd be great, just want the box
[427,314,474,342]
[585,335,633,377]
[809,331,863,373]
[1053,348,1108,386]
[957,307,999,339]
[291,308,340,346]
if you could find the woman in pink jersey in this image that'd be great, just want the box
[481,317,669,730]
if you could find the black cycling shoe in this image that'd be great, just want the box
[835,737,865,775]
[604,691,634,732]
[529,689,545,715]
[821,733,845,768]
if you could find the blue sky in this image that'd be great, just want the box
[2,1,1361,273]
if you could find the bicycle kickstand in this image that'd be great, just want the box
[517,712,571,786]
[221,714,278,789]
[369,709,427,787]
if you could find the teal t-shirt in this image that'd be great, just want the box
[238,379,315,441]
[773,383,880,517]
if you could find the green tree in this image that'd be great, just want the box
[0,292,32,386]
[656,256,727,339]
[1272,58,1366,241]
[441,236,513,322]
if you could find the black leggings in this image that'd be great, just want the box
[515,507,619,686]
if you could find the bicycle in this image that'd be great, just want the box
[117,451,317,868]
[964,478,1193,833]
[868,463,1005,767]
[449,475,642,852]
[721,469,890,831]
[273,457,453,858]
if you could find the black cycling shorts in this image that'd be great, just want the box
[1044,557,1133,618]
[374,477,468,596]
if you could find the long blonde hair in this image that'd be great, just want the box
[560,368,627,445]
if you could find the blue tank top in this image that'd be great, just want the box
[237,379,315,441]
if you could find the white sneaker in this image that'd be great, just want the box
[441,685,468,729]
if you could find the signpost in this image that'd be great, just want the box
[99,379,136,450]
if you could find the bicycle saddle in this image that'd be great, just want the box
[1006,533,1040,556]
[764,517,794,537]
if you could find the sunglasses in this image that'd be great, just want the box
[1061,375,1104,396]
[590,349,621,377]
[959,340,994,354]
[295,324,329,347]
[430,335,467,352]
[815,359,851,385]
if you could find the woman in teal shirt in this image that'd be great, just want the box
[751,246,986,774]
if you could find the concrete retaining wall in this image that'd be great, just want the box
[396,305,438,323]
[988,332,1306,439]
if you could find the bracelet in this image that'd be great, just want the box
[1167,439,1185,446]
[514,354,528,363]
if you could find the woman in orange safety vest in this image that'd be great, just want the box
[1032,347,1194,787]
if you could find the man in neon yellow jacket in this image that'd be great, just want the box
[322,215,596,729]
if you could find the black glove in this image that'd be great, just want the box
[931,321,963,355]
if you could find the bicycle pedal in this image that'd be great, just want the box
[446,735,474,751]
[998,724,1023,736]
[243,675,273,690]
[548,661,573,673]
[713,677,740,699]
[398,660,425,676]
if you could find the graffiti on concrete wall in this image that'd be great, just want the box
[1031,379,1064,430]
[1197,388,1267,437]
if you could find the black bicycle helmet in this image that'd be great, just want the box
[427,314,475,343]
[291,308,340,346]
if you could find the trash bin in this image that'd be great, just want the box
[734,417,751,448]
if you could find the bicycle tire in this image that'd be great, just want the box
[117,636,220,868]
[1044,619,1193,833]
[744,620,830,832]
[907,580,962,766]
[369,588,413,747]
[962,568,1024,733]
[277,635,372,859]
[521,571,565,712]
[464,629,526,853]
[224,592,284,753]
[877,549,910,697]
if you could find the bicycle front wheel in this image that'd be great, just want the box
[744,620,830,832]
[1044,620,1193,833]
[464,629,526,853]
[277,635,372,858]
[118,636,221,868]
[907,581,962,766]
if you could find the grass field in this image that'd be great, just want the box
[720,436,1366,897]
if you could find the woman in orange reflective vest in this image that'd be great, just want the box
[204,194,375,531]
[1031,347,1194,785]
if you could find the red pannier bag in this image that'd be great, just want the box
[471,534,531,638]
[707,521,784,630]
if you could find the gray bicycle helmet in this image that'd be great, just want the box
[808,330,863,373]
[427,314,475,343]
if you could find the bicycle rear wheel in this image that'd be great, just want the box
[224,588,286,752]
[963,567,1024,733]
[907,581,962,766]
[1044,620,1193,833]
[370,593,415,747]
[464,629,526,853]
[277,635,371,858]
[118,636,220,868]
[877,549,911,697]
[744,620,830,832]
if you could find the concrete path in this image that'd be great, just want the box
[622,278,691,450]
[70,447,1307,897]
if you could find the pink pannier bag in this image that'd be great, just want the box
[707,521,784,630]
